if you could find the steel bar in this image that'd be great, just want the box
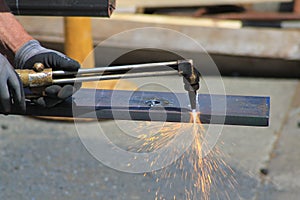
[6,0,115,17]
[6,89,270,127]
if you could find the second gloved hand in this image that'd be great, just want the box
[0,54,25,114]
[15,40,81,107]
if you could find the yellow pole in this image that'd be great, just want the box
[64,17,136,90]
[64,17,99,89]
[64,17,94,69]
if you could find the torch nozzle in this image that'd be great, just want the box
[188,91,197,111]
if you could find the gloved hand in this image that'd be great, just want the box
[0,54,25,114]
[15,40,81,107]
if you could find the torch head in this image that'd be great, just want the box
[178,60,200,110]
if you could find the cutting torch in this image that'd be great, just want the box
[15,59,200,110]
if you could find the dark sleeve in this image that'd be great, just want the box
[0,0,10,12]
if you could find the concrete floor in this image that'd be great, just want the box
[0,77,299,200]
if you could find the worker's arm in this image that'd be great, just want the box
[0,12,33,53]
[0,2,81,111]
[0,0,33,52]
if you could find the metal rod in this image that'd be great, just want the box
[52,61,179,76]
[53,71,179,84]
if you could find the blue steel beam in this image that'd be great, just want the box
[11,89,270,126]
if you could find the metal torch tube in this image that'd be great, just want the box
[53,71,179,84]
[52,61,179,76]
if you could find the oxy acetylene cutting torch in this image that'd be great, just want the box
[16,59,200,111]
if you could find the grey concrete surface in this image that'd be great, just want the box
[257,83,300,200]
[0,77,299,200]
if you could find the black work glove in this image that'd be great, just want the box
[0,54,25,114]
[15,40,81,107]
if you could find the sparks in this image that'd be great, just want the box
[128,111,238,199]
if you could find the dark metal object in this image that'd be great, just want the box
[188,91,197,111]
[178,60,199,111]
[242,21,282,28]
[9,89,270,127]
[6,0,115,17]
